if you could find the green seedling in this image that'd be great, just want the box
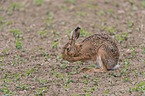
[0,17,11,30]
[128,21,134,27]
[107,27,117,35]
[34,0,44,6]
[132,4,138,11]
[142,47,145,54]
[133,69,138,76]
[64,85,70,91]
[10,29,24,39]
[16,82,29,90]
[7,3,26,15]
[13,74,21,81]
[93,78,98,85]
[0,57,5,62]
[3,49,10,55]
[7,3,17,15]
[77,12,87,17]
[112,1,119,7]
[112,72,121,77]
[0,85,17,95]
[61,6,69,11]
[15,40,23,49]
[25,69,34,76]
[45,13,54,27]
[65,0,76,5]
[41,51,48,56]
[123,59,130,68]
[128,28,133,33]
[104,90,110,94]
[83,79,89,85]
[37,30,47,36]
[83,4,98,10]
[123,78,130,82]
[36,87,47,95]
[107,10,114,15]
[97,11,104,16]
[132,81,145,94]
[2,73,8,79]
[80,29,93,37]
[142,1,145,8]
[52,39,59,49]
[100,23,107,31]
[130,46,135,58]
[115,32,128,44]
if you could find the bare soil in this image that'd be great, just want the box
[0,0,145,96]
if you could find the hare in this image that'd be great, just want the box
[62,26,119,73]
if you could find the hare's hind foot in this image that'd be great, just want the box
[79,67,107,73]
[79,67,91,73]
[85,68,107,73]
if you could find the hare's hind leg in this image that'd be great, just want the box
[80,47,108,73]
[85,55,107,73]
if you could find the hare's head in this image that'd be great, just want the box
[62,26,81,60]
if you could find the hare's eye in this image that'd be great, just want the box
[67,48,70,51]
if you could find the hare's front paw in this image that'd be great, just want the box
[67,57,74,62]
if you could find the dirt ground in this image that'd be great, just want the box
[0,0,145,96]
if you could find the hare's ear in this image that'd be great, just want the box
[69,26,81,41]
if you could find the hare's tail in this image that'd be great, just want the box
[112,64,120,70]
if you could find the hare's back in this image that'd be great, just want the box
[82,33,119,63]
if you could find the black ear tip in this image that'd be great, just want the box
[77,25,81,29]
[75,26,81,31]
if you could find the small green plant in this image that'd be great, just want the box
[13,74,21,81]
[7,3,17,15]
[128,21,134,27]
[34,0,44,6]
[130,46,135,58]
[97,11,105,16]
[25,69,34,76]
[142,1,145,8]
[36,87,47,95]
[123,59,130,68]
[128,28,133,33]
[61,6,69,11]
[123,78,130,82]
[80,29,93,37]
[107,10,114,15]
[16,82,29,90]
[45,13,54,27]
[52,39,59,49]
[7,3,26,15]
[100,23,107,31]
[37,30,47,36]
[83,4,98,10]
[115,32,128,44]
[107,27,117,35]
[0,85,17,95]
[15,40,23,49]
[2,49,10,55]
[77,12,87,17]
[104,90,110,94]
[93,78,98,85]
[0,57,5,62]
[132,81,145,94]
[0,17,11,30]
[141,46,145,54]
[2,73,8,79]
[65,0,76,5]
[10,29,24,39]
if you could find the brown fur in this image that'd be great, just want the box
[62,27,119,73]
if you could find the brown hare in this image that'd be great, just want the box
[62,26,119,73]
